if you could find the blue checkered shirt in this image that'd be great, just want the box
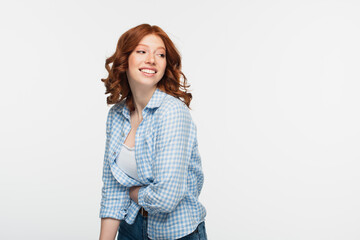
[100,88,206,240]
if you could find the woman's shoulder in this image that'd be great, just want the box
[153,93,193,125]
[159,93,190,115]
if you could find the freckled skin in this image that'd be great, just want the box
[126,34,167,94]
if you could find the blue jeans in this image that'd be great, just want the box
[117,211,208,240]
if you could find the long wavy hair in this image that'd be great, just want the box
[101,24,192,111]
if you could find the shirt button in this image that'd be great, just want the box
[121,132,124,137]
[113,152,116,155]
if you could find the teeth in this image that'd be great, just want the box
[140,69,156,74]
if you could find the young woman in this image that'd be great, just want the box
[99,24,207,240]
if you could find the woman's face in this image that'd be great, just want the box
[127,34,167,91]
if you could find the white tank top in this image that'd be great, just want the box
[116,143,140,181]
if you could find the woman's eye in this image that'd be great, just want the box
[136,50,146,54]
[159,54,166,58]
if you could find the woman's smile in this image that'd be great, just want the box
[139,67,157,77]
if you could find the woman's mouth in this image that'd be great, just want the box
[139,68,157,76]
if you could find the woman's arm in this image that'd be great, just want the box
[99,218,120,240]
[99,107,129,238]
[100,107,130,219]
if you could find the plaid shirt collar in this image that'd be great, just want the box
[119,88,167,120]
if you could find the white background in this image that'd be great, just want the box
[1,0,360,239]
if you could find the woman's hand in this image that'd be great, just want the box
[129,186,141,204]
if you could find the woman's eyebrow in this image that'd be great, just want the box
[137,44,166,50]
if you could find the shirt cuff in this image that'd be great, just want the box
[137,186,146,207]
[99,207,127,220]
[138,186,157,214]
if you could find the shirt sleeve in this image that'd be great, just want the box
[99,107,130,220]
[137,104,195,214]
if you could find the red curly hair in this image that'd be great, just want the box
[101,24,192,111]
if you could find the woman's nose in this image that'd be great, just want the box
[145,53,155,64]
